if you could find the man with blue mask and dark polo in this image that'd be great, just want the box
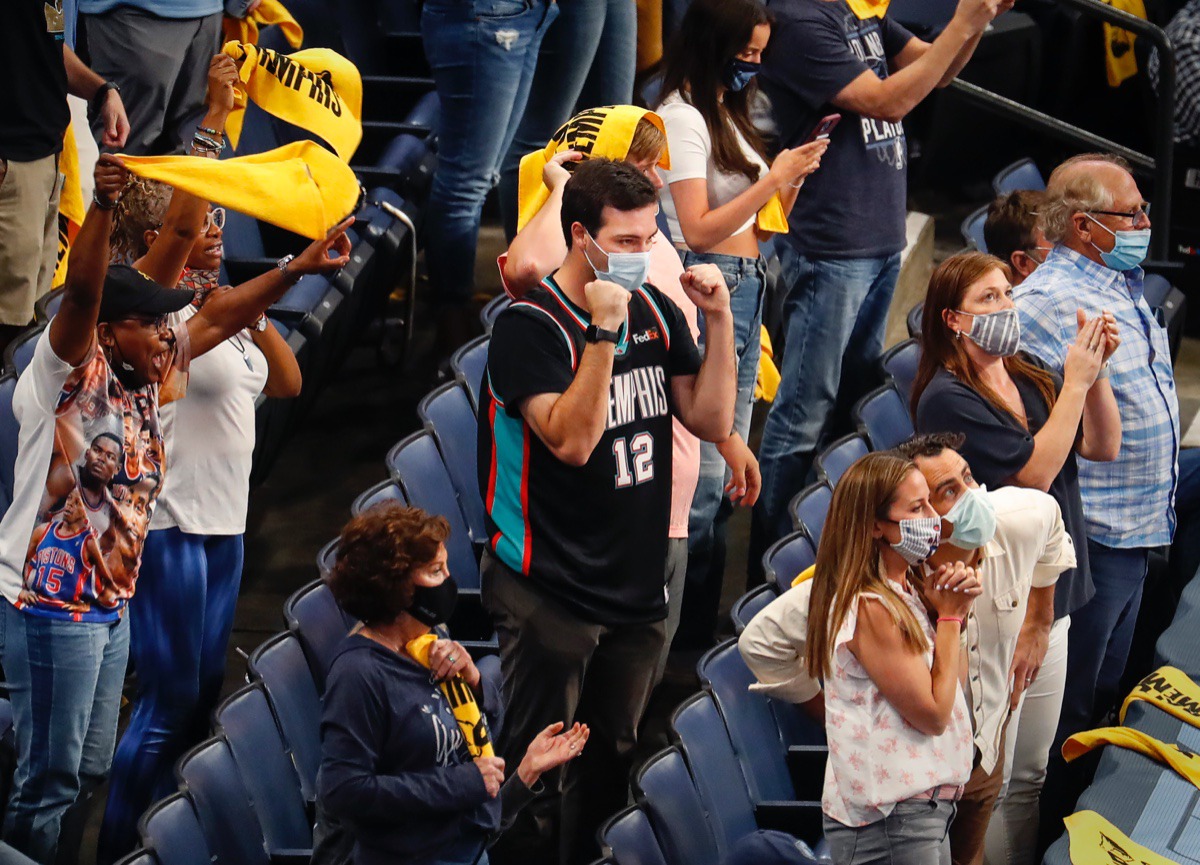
[1014,153,1199,776]
[477,157,738,865]
[738,432,1075,865]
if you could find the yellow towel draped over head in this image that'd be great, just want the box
[516,105,671,233]
[221,41,363,161]
[222,0,304,49]
[118,141,361,240]
[406,633,495,759]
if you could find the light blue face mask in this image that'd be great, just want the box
[1086,214,1151,272]
[943,485,997,550]
[584,231,651,292]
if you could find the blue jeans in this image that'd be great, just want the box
[97,529,244,864]
[677,251,764,648]
[824,800,955,865]
[1,603,130,863]
[756,246,901,538]
[496,0,637,238]
[422,0,559,304]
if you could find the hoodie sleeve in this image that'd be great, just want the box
[318,655,489,823]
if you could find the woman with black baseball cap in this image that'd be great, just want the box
[0,152,350,864]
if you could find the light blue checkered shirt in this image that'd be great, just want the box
[1014,246,1180,549]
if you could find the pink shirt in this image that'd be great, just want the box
[497,235,701,539]
[823,582,973,828]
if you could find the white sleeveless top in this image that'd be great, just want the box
[822,581,973,828]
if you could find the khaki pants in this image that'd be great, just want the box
[0,154,61,326]
[951,732,1008,865]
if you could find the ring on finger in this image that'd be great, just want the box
[448,654,458,664]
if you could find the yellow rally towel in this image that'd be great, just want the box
[791,564,816,588]
[1063,726,1200,789]
[1101,0,1147,87]
[406,634,495,758]
[1120,666,1200,728]
[223,0,303,49]
[1065,811,1180,865]
[844,0,891,19]
[517,105,672,233]
[118,141,360,240]
[222,41,362,161]
[756,325,781,403]
[53,126,86,288]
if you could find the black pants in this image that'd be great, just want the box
[481,553,665,865]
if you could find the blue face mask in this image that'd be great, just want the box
[1086,215,1151,272]
[723,59,761,92]
[943,485,997,550]
[584,231,651,292]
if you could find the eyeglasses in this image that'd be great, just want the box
[122,314,170,331]
[1090,202,1151,222]
[202,207,226,233]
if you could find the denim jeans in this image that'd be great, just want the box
[676,251,764,648]
[756,245,901,539]
[1,603,130,863]
[422,0,559,304]
[824,800,955,865]
[496,0,637,237]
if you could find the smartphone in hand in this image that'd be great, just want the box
[803,113,842,144]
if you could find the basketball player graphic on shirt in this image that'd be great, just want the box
[22,490,113,615]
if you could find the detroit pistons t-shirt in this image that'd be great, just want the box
[478,276,702,625]
[761,0,916,257]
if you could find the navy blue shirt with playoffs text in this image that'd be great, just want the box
[762,0,916,257]
[478,277,702,626]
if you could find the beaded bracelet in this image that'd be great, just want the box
[196,125,224,138]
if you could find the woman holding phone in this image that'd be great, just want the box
[655,0,827,647]
[806,452,977,865]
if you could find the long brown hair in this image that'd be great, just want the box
[804,453,930,681]
[656,0,773,181]
[911,251,1059,423]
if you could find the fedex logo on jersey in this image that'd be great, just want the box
[607,365,669,430]
[631,327,660,345]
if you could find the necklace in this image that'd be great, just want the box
[229,332,253,372]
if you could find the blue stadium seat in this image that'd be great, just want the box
[284,579,355,689]
[0,374,20,516]
[418,382,486,542]
[730,585,778,636]
[175,737,279,865]
[214,684,312,857]
[670,692,758,857]
[599,805,670,865]
[880,339,920,403]
[992,158,1046,195]
[386,431,480,590]
[1154,564,1200,677]
[853,385,915,451]
[316,538,339,579]
[814,434,869,488]
[451,336,489,411]
[138,793,214,865]
[4,325,44,376]
[762,532,816,591]
[481,295,511,334]
[351,479,408,516]
[115,851,158,865]
[404,91,440,133]
[246,632,323,804]
[788,483,831,548]
[35,288,64,323]
[961,204,989,251]
[632,747,721,865]
[906,302,923,339]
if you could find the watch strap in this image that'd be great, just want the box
[585,324,620,344]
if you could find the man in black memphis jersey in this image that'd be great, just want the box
[478,159,737,865]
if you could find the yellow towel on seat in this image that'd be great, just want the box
[222,0,304,49]
[53,126,86,288]
[756,326,781,402]
[1064,811,1179,865]
[222,41,362,161]
[406,633,495,758]
[1063,726,1200,790]
[1120,666,1200,728]
[118,141,361,240]
[1101,0,1147,87]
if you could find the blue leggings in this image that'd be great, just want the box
[96,528,244,864]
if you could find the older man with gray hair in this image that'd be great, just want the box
[1014,153,1190,773]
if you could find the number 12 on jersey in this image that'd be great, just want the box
[613,433,655,488]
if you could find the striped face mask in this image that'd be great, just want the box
[958,307,1021,358]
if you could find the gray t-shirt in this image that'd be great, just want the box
[761,0,914,257]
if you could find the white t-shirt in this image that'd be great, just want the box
[150,301,268,536]
[657,91,771,243]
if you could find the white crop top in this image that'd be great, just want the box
[657,90,771,244]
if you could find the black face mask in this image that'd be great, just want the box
[408,576,458,626]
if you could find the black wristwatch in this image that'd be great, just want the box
[585,324,620,345]
[92,81,120,108]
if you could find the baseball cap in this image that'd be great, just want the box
[98,265,195,324]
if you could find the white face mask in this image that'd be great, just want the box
[583,230,651,292]
[957,307,1021,357]
[889,516,941,566]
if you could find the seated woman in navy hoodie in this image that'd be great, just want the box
[318,504,588,865]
